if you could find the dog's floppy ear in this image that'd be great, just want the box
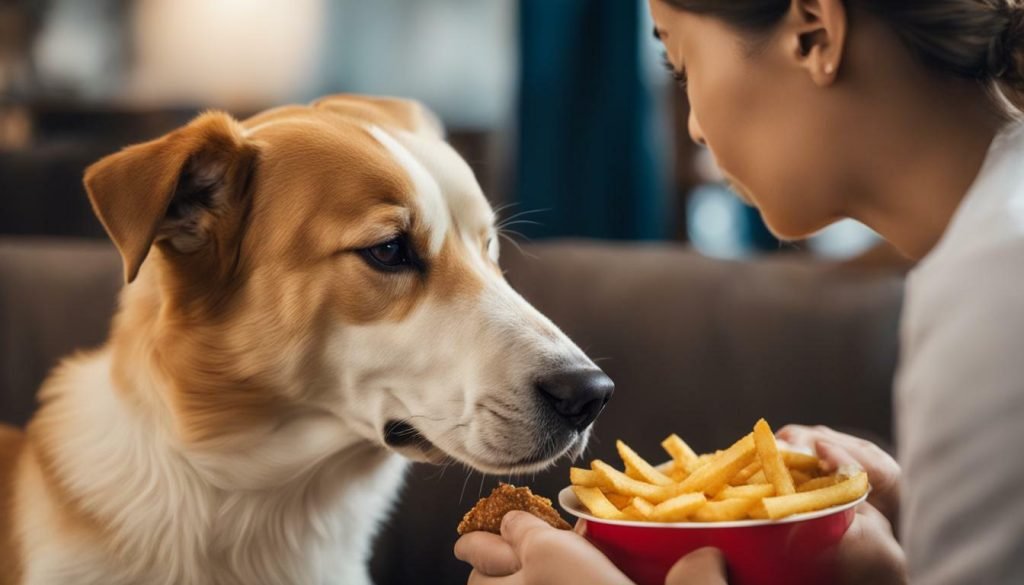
[84,111,259,283]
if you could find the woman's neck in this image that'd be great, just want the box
[844,80,1007,260]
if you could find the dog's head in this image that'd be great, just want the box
[84,95,612,474]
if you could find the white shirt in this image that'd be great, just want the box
[897,121,1024,584]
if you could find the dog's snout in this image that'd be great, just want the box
[536,369,614,431]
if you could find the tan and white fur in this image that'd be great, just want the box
[0,95,612,585]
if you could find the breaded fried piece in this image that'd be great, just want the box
[457,483,572,535]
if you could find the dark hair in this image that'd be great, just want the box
[663,0,1024,113]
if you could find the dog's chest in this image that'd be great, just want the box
[33,452,409,585]
[201,455,408,585]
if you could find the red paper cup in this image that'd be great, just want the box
[559,487,867,585]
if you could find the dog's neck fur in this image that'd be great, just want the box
[25,267,408,585]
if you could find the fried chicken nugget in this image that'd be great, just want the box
[457,483,572,535]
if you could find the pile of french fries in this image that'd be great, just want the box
[570,419,869,522]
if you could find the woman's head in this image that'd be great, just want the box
[649,0,1024,240]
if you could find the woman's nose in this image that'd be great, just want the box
[688,109,707,146]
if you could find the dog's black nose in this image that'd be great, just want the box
[536,369,614,431]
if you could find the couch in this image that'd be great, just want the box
[0,237,904,584]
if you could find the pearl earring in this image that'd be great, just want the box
[824,63,835,75]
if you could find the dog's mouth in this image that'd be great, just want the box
[382,419,585,473]
[382,420,449,464]
[383,420,429,448]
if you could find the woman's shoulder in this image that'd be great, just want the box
[912,121,1024,284]
[903,120,1024,339]
[902,227,1024,360]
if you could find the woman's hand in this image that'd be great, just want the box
[454,512,633,585]
[455,512,730,585]
[664,548,728,585]
[835,502,908,585]
[454,500,904,585]
[663,504,907,585]
[776,425,900,526]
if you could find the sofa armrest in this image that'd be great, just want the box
[0,237,121,426]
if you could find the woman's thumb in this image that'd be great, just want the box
[665,548,728,585]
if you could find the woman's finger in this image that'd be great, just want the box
[500,511,554,558]
[835,506,907,585]
[467,568,524,585]
[776,425,819,452]
[777,425,901,526]
[455,531,522,576]
[814,439,863,473]
[665,547,729,585]
[855,502,892,531]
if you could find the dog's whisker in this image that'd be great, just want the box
[436,457,456,480]
[491,201,522,218]
[500,228,534,243]
[459,469,475,504]
[497,219,543,230]
[496,207,550,225]
[499,232,537,260]
[493,200,522,212]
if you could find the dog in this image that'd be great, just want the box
[0,95,613,585]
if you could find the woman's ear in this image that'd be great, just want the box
[784,0,847,86]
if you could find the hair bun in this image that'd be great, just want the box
[989,3,1024,81]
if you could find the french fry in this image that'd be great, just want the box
[796,475,841,493]
[617,440,674,486]
[573,486,627,520]
[624,461,646,482]
[715,484,776,501]
[753,419,796,496]
[570,467,605,488]
[568,420,871,525]
[590,460,688,503]
[730,461,762,486]
[657,460,689,482]
[650,492,707,522]
[677,434,757,494]
[669,468,689,482]
[620,505,645,520]
[761,472,869,520]
[694,453,718,469]
[651,459,688,480]
[692,498,759,522]
[790,469,813,485]
[782,450,820,472]
[748,501,769,520]
[603,491,634,509]
[631,497,656,519]
[661,434,699,471]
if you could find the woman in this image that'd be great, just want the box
[455,0,1024,583]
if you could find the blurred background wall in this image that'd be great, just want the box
[0,0,884,260]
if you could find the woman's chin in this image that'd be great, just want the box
[732,189,755,207]
[723,177,756,207]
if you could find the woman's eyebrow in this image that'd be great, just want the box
[652,27,663,40]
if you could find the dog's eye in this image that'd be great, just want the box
[360,237,416,272]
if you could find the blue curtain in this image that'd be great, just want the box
[515,0,666,240]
